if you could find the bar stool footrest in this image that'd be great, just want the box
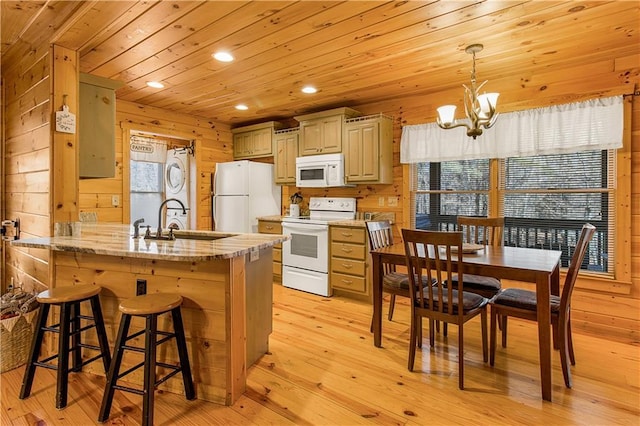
[117,361,145,380]
[113,384,145,396]
[33,361,58,371]
[70,323,97,336]
[156,332,176,346]
[80,353,104,367]
[154,363,182,386]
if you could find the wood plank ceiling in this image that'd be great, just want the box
[1,1,638,126]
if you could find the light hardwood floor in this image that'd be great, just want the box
[2,284,639,425]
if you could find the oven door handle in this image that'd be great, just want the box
[282,222,329,233]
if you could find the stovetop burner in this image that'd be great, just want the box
[282,197,356,225]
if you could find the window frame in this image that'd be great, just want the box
[405,98,632,287]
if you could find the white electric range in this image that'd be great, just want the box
[281,197,357,296]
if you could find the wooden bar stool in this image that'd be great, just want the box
[98,293,195,426]
[20,284,111,409]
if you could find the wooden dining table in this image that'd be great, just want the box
[370,242,562,402]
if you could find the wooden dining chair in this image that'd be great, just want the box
[366,221,431,325]
[449,216,505,299]
[489,223,596,388]
[402,228,488,390]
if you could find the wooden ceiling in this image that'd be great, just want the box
[2,1,638,126]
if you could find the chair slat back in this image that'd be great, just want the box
[366,220,394,250]
[560,223,596,313]
[402,229,464,317]
[366,220,395,274]
[457,216,504,247]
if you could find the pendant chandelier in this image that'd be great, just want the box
[436,44,499,139]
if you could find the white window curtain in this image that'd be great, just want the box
[400,95,623,163]
[130,135,168,163]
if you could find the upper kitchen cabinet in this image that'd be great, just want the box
[232,121,284,159]
[79,73,122,178]
[295,107,361,156]
[274,128,299,185]
[344,114,393,184]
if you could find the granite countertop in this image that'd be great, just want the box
[12,224,288,262]
[329,219,366,227]
[256,215,286,221]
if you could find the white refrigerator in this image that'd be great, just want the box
[213,161,281,233]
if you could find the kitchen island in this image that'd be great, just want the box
[12,223,287,406]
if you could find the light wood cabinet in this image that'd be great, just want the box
[295,107,361,156]
[330,225,369,296]
[344,114,393,184]
[232,121,283,159]
[274,128,299,185]
[258,219,283,281]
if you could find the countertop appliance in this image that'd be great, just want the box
[213,160,281,233]
[282,197,357,296]
[296,153,347,188]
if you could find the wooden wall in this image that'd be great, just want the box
[2,43,53,294]
[292,52,639,344]
[1,40,638,344]
[78,100,233,230]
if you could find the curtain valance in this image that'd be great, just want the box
[400,96,623,163]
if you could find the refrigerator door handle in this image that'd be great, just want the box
[211,167,218,231]
[212,194,217,231]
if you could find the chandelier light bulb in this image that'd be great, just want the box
[436,44,499,139]
[437,105,457,126]
[478,93,499,118]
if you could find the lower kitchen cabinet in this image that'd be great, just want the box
[330,225,369,299]
[258,219,283,282]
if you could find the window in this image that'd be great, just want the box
[502,150,613,272]
[411,149,615,274]
[130,161,164,229]
[413,159,489,231]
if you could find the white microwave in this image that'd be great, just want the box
[296,153,347,188]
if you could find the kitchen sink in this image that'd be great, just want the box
[172,232,237,241]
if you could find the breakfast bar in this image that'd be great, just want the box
[12,224,287,406]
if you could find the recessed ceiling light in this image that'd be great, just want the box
[146,81,164,89]
[301,85,317,94]
[235,104,248,111]
[213,51,234,62]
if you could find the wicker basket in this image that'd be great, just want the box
[0,308,39,373]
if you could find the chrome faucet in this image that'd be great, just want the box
[133,218,145,238]
[153,198,187,239]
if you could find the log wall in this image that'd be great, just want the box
[2,43,54,293]
[1,40,638,344]
[78,100,233,229]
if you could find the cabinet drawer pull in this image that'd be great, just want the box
[341,247,353,253]
[341,232,353,237]
[341,263,353,269]
[266,225,273,230]
[341,279,353,284]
